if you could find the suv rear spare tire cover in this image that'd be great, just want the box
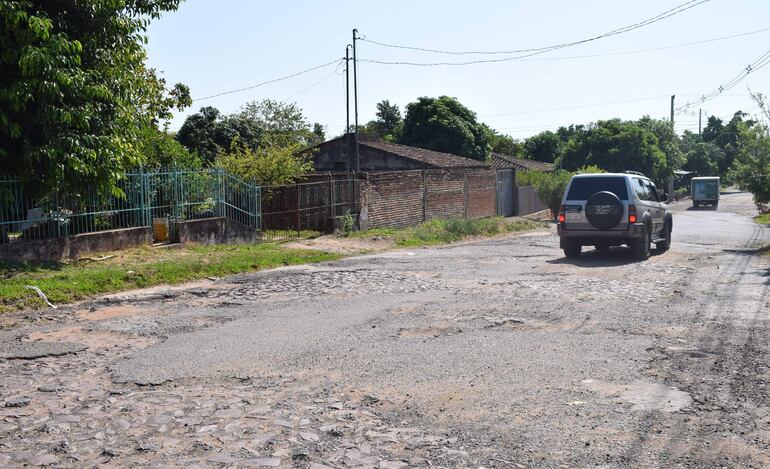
[585,191,624,230]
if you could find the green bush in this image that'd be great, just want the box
[516,166,605,218]
[339,211,356,236]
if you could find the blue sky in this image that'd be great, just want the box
[146,0,770,139]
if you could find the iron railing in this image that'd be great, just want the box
[260,178,359,241]
[0,169,261,244]
[0,171,358,245]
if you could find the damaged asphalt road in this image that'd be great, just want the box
[0,190,768,468]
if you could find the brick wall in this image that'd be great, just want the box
[359,169,496,229]
[465,169,497,218]
[360,171,425,229]
[425,170,465,220]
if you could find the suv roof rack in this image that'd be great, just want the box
[625,170,647,177]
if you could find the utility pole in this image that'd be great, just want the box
[345,44,352,172]
[352,28,360,173]
[670,95,675,129]
[698,108,702,136]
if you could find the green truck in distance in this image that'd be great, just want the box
[691,176,720,209]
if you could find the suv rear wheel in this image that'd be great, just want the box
[631,225,651,260]
[656,220,671,252]
[563,240,581,258]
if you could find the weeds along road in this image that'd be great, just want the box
[0,191,767,468]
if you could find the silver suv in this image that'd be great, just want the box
[556,172,672,260]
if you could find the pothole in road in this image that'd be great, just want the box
[582,379,693,412]
[27,327,156,349]
[664,346,720,359]
[482,315,594,333]
[398,323,461,338]
[75,304,146,321]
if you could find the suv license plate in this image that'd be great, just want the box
[566,212,581,222]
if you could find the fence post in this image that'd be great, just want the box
[217,169,225,218]
[254,184,260,230]
[171,170,179,241]
[296,182,301,237]
[329,177,335,223]
[55,188,62,238]
[139,171,147,227]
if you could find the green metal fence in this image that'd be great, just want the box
[0,169,261,244]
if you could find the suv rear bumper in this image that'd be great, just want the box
[557,223,645,247]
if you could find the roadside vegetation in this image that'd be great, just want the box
[0,217,545,313]
[349,217,544,247]
[755,214,770,226]
[0,244,341,312]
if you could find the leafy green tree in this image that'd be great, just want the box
[729,126,770,209]
[311,123,326,145]
[238,100,313,146]
[683,142,724,177]
[0,0,189,196]
[729,94,770,209]
[214,138,313,187]
[373,100,402,140]
[489,131,523,156]
[556,124,586,143]
[138,127,201,169]
[176,107,232,164]
[702,111,758,178]
[637,116,684,178]
[400,96,492,161]
[524,131,561,163]
[679,130,701,154]
[177,100,321,163]
[701,116,724,144]
[559,119,668,182]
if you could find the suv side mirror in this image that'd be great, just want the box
[660,192,669,202]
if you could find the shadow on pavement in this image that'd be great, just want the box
[686,205,718,211]
[547,246,663,267]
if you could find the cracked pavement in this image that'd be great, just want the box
[0,190,768,468]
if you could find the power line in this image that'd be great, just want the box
[359,0,710,64]
[282,62,343,101]
[480,95,668,118]
[515,27,770,62]
[194,58,343,102]
[676,47,770,113]
[364,25,768,68]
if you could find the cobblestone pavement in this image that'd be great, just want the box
[0,191,768,468]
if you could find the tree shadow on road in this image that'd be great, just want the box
[546,246,664,267]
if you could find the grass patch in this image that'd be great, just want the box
[350,217,544,247]
[754,213,770,225]
[0,243,341,312]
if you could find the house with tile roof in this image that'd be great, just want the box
[304,134,497,228]
[309,134,488,172]
[490,153,554,172]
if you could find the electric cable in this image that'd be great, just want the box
[359,0,710,61]
[195,58,343,101]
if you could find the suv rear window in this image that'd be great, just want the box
[566,177,629,200]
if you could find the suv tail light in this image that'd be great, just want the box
[558,204,566,223]
[628,205,637,224]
